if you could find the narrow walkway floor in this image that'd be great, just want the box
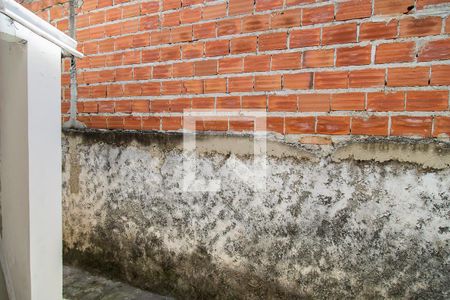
[63,266,172,300]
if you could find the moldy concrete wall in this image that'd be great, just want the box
[62,129,450,299]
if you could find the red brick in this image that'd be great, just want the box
[270,9,301,29]
[153,65,172,79]
[170,98,191,113]
[259,32,287,51]
[391,116,432,137]
[431,65,450,85]
[97,0,112,8]
[242,14,270,32]
[182,0,203,6]
[374,0,414,15]
[351,116,389,136]
[122,51,140,65]
[142,49,160,63]
[322,23,357,45]
[433,117,450,137]
[314,71,349,89]
[182,43,203,59]
[192,97,215,110]
[133,67,151,80]
[170,26,192,43]
[193,22,216,39]
[406,91,448,111]
[244,55,270,72]
[124,116,142,130]
[202,3,227,20]
[216,96,241,110]
[336,46,371,66]
[447,16,450,33]
[163,0,181,10]
[285,117,315,134]
[141,1,159,14]
[105,7,121,22]
[180,8,201,24]
[348,69,386,88]
[290,28,321,48]
[114,35,133,50]
[204,78,227,93]
[162,117,182,130]
[256,0,282,11]
[61,102,70,114]
[205,40,229,57]
[387,67,430,87]
[141,82,161,96]
[254,75,282,91]
[268,95,297,112]
[264,117,284,133]
[151,30,171,46]
[132,100,150,113]
[173,62,194,77]
[90,11,105,25]
[97,101,114,113]
[230,36,257,54]
[150,100,170,113]
[298,94,330,112]
[90,116,107,129]
[123,84,142,96]
[107,116,124,129]
[359,20,398,41]
[200,119,228,132]
[332,93,365,111]
[82,101,98,113]
[302,5,334,25]
[376,42,416,64]
[132,33,150,48]
[283,73,313,90]
[142,117,160,130]
[242,95,267,110]
[418,39,450,62]
[195,60,217,76]
[107,84,123,97]
[271,52,301,70]
[400,17,442,38]
[163,81,184,95]
[140,16,158,31]
[336,0,372,21]
[229,0,254,16]
[229,118,255,132]
[303,49,334,68]
[219,57,243,74]
[182,80,204,94]
[115,68,133,81]
[217,19,241,36]
[228,76,254,92]
[115,100,131,113]
[122,3,140,18]
[367,92,405,111]
[317,116,351,135]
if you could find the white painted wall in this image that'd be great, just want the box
[0,12,62,300]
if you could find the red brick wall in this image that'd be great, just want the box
[21,0,450,142]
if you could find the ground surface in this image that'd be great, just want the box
[63,265,172,300]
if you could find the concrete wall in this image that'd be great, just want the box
[62,129,450,299]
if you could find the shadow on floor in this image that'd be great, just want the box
[64,265,172,300]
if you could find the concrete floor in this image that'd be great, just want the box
[63,266,171,300]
